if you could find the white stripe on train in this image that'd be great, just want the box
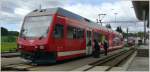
[58,50,86,56]
[57,45,124,56]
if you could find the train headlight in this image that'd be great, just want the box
[19,45,21,48]
[39,45,45,49]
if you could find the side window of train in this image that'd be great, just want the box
[76,28,84,39]
[53,24,64,38]
[67,26,84,39]
[67,26,74,39]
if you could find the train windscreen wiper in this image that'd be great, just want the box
[39,29,49,40]
[39,35,44,40]
[20,28,27,40]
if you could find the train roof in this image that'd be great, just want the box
[27,7,122,36]
[27,7,85,22]
[87,21,122,36]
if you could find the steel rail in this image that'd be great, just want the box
[105,49,135,71]
[83,48,135,71]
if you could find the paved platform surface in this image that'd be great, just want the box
[138,45,149,49]
[1,52,20,58]
[1,57,24,67]
[128,44,149,71]
[127,57,149,71]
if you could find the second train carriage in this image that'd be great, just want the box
[17,7,124,64]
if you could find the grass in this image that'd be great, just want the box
[1,42,17,53]
[1,36,18,53]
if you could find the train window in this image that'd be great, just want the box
[76,28,84,39]
[67,26,75,39]
[53,24,64,38]
[21,16,52,38]
[67,26,84,39]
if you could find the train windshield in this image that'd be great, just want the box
[20,16,53,38]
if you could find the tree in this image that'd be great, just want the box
[1,27,8,36]
[116,26,123,33]
[137,32,144,38]
[105,24,111,29]
[1,27,19,36]
[116,26,120,33]
[8,31,19,36]
[119,26,123,33]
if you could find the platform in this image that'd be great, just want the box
[127,44,149,71]
[127,57,149,71]
[137,45,149,57]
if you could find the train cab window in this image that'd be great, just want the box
[53,24,64,38]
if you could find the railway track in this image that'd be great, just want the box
[83,47,136,71]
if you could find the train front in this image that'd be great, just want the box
[17,9,56,64]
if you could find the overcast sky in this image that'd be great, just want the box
[0,0,144,32]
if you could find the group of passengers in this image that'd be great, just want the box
[93,39,109,58]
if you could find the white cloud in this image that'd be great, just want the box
[62,1,143,32]
[63,3,100,21]
[0,0,69,31]
[63,1,137,22]
[0,0,144,32]
[14,8,31,16]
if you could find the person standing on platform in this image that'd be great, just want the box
[104,40,109,56]
[93,39,100,58]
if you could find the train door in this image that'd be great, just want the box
[53,24,65,51]
[86,31,92,55]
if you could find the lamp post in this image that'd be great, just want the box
[127,27,129,45]
[114,13,118,25]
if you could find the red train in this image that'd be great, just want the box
[17,7,124,64]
